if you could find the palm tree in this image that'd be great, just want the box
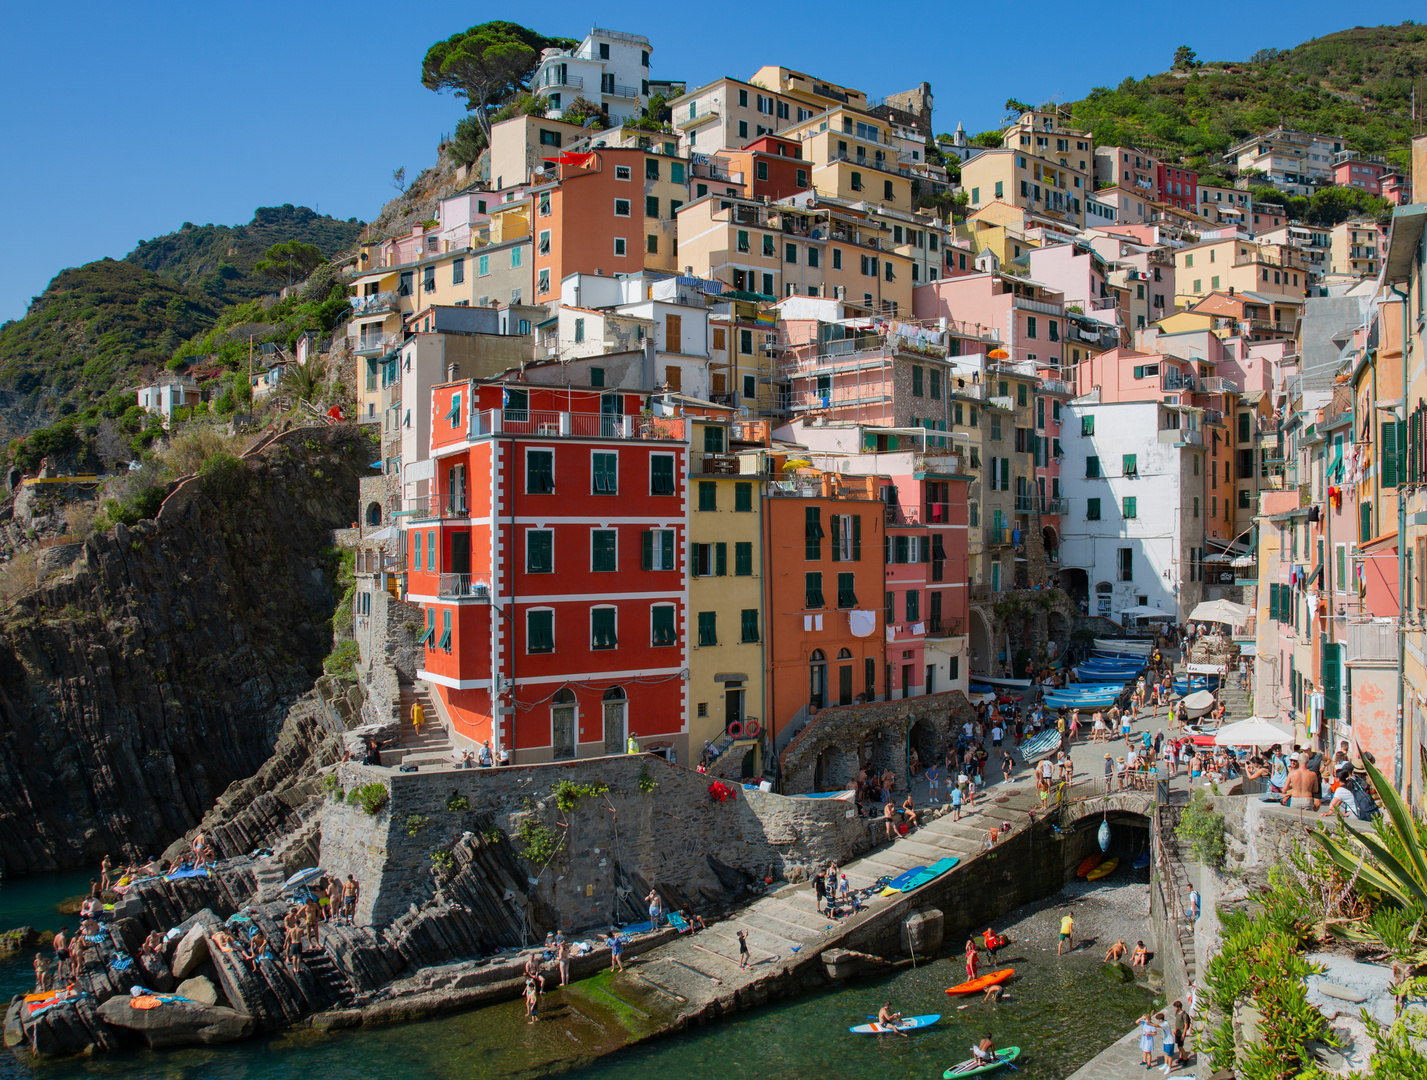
[281,358,326,405]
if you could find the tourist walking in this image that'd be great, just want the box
[1058,913,1074,955]
[737,929,750,970]
[411,701,425,738]
[607,931,625,973]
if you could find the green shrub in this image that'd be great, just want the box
[323,640,359,679]
[320,772,343,798]
[553,779,610,813]
[429,849,454,871]
[405,814,431,837]
[347,782,389,815]
[1176,791,1228,869]
[637,766,658,794]
[517,817,559,864]
[445,793,470,812]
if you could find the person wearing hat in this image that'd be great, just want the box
[1116,755,1127,791]
[1103,753,1114,793]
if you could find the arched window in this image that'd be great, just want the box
[837,648,852,659]
[1096,581,1113,594]
[809,649,826,709]
[365,502,382,526]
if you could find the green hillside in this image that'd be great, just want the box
[1050,23,1426,175]
[0,206,363,452]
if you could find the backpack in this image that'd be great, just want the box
[1349,779,1379,821]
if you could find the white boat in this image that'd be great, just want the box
[1093,637,1155,656]
[973,675,1033,690]
[1181,690,1216,720]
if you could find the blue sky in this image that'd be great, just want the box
[0,2,1417,323]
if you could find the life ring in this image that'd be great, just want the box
[726,721,743,739]
[743,720,762,738]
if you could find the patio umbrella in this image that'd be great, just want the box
[1213,717,1294,748]
[1121,605,1174,619]
[283,867,326,890]
[1189,599,1250,625]
[987,348,1009,360]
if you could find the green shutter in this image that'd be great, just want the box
[1123,496,1136,518]
[1269,582,1280,620]
[805,572,824,608]
[1086,498,1100,520]
[741,608,760,643]
[642,530,653,569]
[592,608,618,648]
[699,481,717,510]
[1081,414,1094,436]
[438,610,452,650]
[1322,642,1342,720]
[698,611,717,646]
[662,529,675,569]
[715,542,727,576]
[652,605,676,646]
[852,515,862,560]
[651,455,675,494]
[1087,456,1100,478]
[805,506,823,558]
[837,571,857,608]
[528,610,554,653]
[528,530,552,573]
[831,514,842,561]
[1383,421,1400,487]
[1123,453,1136,475]
[735,482,752,511]
[735,541,753,576]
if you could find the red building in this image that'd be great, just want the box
[1332,156,1387,195]
[407,381,690,763]
[1156,164,1197,212]
[1384,171,1411,206]
[724,135,813,202]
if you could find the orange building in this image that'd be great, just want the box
[763,471,886,749]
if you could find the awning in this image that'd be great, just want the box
[1121,604,1174,618]
[1189,599,1250,625]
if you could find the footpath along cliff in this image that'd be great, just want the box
[0,427,371,875]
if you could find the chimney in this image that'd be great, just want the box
[1228,286,1234,297]
[448,363,460,382]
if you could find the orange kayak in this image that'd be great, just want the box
[946,968,1014,995]
[1076,854,1104,878]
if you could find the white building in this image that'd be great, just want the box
[1060,396,1208,624]
[136,376,201,419]
[530,28,652,125]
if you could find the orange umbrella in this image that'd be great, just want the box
[987,348,1009,360]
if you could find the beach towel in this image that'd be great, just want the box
[667,912,690,933]
[164,868,210,881]
[130,996,162,1010]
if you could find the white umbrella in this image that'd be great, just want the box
[1189,599,1250,625]
[283,867,326,889]
[1213,717,1294,748]
[1121,605,1175,618]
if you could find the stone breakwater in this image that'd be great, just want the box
[0,426,370,874]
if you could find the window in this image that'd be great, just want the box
[510,247,522,268]
[930,370,941,399]
[698,481,717,511]
[837,572,858,608]
[1383,421,1400,486]
[420,608,434,647]
[1081,414,1095,436]
[592,529,617,572]
[525,529,553,574]
[832,248,842,270]
[785,242,797,264]
[741,608,760,643]
[573,317,585,343]
[590,367,605,388]
[743,374,755,399]
[1026,316,1037,339]
[805,506,824,559]
[1117,547,1133,582]
[1086,497,1101,521]
[1086,455,1100,478]
[526,449,554,493]
[1122,453,1137,477]
[650,455,675,494]
[763,234,775,258]
[697,612,718,646]
[615,165,631,181]
[736,230,750,253]
[830,513,860,561]
[527,610,554,653]
[805,572,824,609]
[1122,496,1137,519]
[645,157,659,181]
[735,541,754,576]
[614,199,631,217]
[452,257,464,284]
[850,171,862,192]
[1193,497,1200,518]
[651,604,677,646]
[670,162,685,184]
[426,531,435,571]
[905,589,920,622]
[591,607,617,649]
[592,452,617,494]
[796,168,808,187]
[806,246,819,268]
[645,195,659,218]
[735,482,753,511]
[642,528,676,570]
[884,180,894,200]
[912,366,924,396]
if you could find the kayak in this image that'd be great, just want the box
[946,968,1014,994]
[943,1047,1023,1076]
[1076,853,1104,878]
[850,1013,940,1033]
[1087,857,1120,880]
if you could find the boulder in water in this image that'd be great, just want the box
[96,996,254,1048]
[171,925,210,979]
[1101,961,1135,983]
[0,927,52,955]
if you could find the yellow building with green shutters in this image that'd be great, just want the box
[687,415,767,777]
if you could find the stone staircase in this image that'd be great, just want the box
[397,681,454,768]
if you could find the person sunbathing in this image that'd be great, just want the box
[1105,939,1128,962]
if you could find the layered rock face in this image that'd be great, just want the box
[0,428,371,874]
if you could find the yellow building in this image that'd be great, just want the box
[687,415,768,775]
[1329,219,1384,278]
[1173,237,1308,306]
[487,114,589,191]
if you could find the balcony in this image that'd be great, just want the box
[886,504,922,526]
[984,527,1013,547]
[913,453,961,476]
[603,82,641,100]
[691,452,741,475]
[828,150,911,179]
[1346,618,1397,663]
[539,72,584,90]
[1039,378,1074,397]
[1041,497,1069,515]
[767,475,878,501]
[356,332,400,357]
[438,574,492,602]
[466,409,687,443]
[1158,428,1204,446]
[1012,295,1062,317]
[676,108,720,130]
[925,617,964,639]
[1014,495,1036,513]
[1198,377,1235,394]
[356,551,405,575]
[1088,295,1120,313]
[383,383,402,410]
[351,291,398,317]
[404,494,472,522]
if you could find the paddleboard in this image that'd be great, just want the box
[900,856,959,891]
[850,1013,941,1033]
[945,968,1014,994]
[1132,851,1151,870]
[943,1047,1022,1076]
[879,865,927,896]
[1075,853,1104,878]
[1086,857,1119,880]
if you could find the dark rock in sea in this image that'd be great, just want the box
[95,995,254,1048]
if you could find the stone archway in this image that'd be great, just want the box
[1042,524,1060,566]
[365,501,382,527]
[968,607,994,678]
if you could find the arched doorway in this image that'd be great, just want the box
[908,718,937,774]
[1095,580,1113,620]
[837,648,854,706]
[968,608,993,677]
[809,649,826,710]
[365,502,382,527]
[602,686,626,755]
[551,688,576,759]
[1042,524,1059,567]
[1060,567,1089,615]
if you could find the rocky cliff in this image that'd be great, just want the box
[0,426,372,875]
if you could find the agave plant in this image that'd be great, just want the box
[1311,756,1427,954]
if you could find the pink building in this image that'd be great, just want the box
[1384,172,1410,206]
[1331,156,1387,195]
[912,271,1067,375]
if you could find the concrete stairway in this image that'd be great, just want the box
[397,681,454,768]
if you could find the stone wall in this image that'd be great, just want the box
[320,753,872,930]
[778,689,979,795]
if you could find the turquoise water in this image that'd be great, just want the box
[3,872,1152,1080]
